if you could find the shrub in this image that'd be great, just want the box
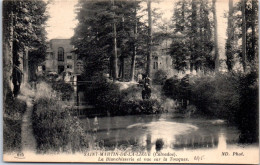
[49,80,74,101]
[162,76,180,100]
[37,75,74,101]
[153,69,168,85]
[3,118,22,152]
[235,71,258,143]
[163,73,241,116]
[3,97,27,152]
[32,91,88,153]
[85,76,165,116]
[163,70,259,143]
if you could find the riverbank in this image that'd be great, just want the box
[163,70,259,143]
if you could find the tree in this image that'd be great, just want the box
[147,0,152,77]
[3,0,48,98]
[212,0,219,71]
[225,0,235,71]
[241,0,247,72]
[72,0,146,80]
[112,0,118,81]
[170,0,214,72]
[3,0,14,102]
[130,0,138,81]
[231,0,258,71]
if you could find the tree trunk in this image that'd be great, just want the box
[190,0,197,73]
[130,44,136,81]
[118,57,122,78]
[241,0,247,72]
[130,2,137,82]
[118,57,125,80]
[212,0,219,72]
[226,0,234,71]
[146,0,152,77]
[112,0,118,81]
[251,0,256,61]
[199,2,203,70]
[121,57,125,80]
[3,0,14,103]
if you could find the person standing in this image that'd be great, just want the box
[12,65,23,97]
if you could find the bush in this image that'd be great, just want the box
[3,118,23,153]
[163,73,241,116]
[85,75,165,116]
[235,71,258,143]
[32,92,88,153]
[162,75,190,109]
[163,70,259,143]
[3,97,27,152]
[153,69,168,85]
[37,75,74,101]
[50,80,74,101]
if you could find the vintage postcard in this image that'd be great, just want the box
[2,0,259,164]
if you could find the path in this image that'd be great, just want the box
[21,96,37,153]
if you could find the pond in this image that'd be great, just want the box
[80,113,257,152]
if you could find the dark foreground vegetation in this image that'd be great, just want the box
[84,75,166,116]
[163,70,259,143]
[3,96,27,152]
[32,82,88,153]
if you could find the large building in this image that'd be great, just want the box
[43,39,83,78]
[150,39,177,79]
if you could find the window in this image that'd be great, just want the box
[153,62,158,70]
[58,47,64,61]
[58,65,64,74]
[67,56,72,59]
[76,62,84,72]
[67,65,72,69]
[153,56,158,70]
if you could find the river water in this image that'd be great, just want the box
[80,113,256,152]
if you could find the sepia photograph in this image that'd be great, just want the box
[2,0,259,163]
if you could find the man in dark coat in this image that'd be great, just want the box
[12,65,23,97]
[142,83,151,100]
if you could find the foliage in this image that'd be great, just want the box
[3,118,22,152]
[170,0,214,72]
[163,75,190,102]
[37,75,74,101]
[226,0,258,71]
[3,98,27,152]
[72,0,148,79]
[235,70,258,143]
[84,75,165,116]
[163,70,258,143]
[4,0,48,66]
[50,80,74,101]
[32,94,88,153]
[153,69,168,85]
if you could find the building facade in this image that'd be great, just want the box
[43,39,83,77]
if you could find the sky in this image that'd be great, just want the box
[46,0,229,58]
[46,0,78,40]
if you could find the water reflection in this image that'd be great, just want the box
[81,114,257,151]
